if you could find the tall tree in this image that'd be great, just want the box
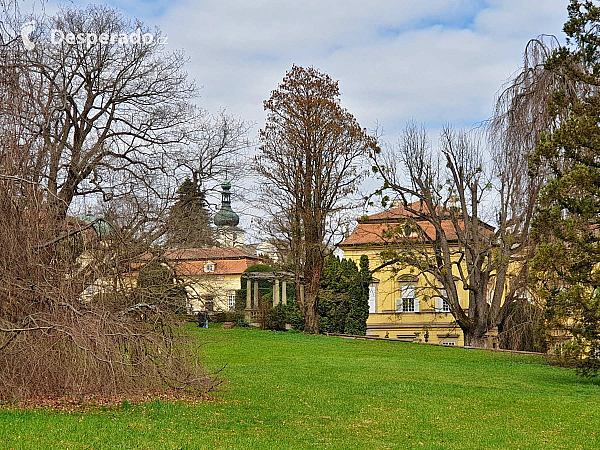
[344,255,371,336]
[370,124,542,347]
[0,2,212,400]
[6,4,248,222]
[528,0,600,376]
[16,4,198,219]
[256,65,376,334]
[167,177,215,248]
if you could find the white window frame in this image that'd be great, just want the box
[368,283,378,314]
[397,284,419,313]
[442,299,450,313]
[435,289,450,313]
[204,262,215,273]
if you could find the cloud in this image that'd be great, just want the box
[19,0,570,136]
[19,0,572,228]
[154,0,567,138]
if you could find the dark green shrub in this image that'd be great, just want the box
[318,290,349,334]
[265,300,305,332]
[318,254,370,335]
[236,318,250,327]
[266,304,287,331]
[344,255,371,336]
[284,300,305,331]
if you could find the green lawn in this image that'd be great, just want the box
[1,325,599,449]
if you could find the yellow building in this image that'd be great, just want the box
[162,247,261,313]
[339,202,498,348]
[163,179,261,313]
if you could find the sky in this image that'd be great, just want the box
[17,0,570,237]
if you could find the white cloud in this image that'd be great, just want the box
[17,0,570,135]
[18,0,572,229]
[154,0,568,138]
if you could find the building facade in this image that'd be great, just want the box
[162,247,261,313]
[339,202,499,348]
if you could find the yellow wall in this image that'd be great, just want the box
[184,273,241,313]
[342,245,498,347]
[83,271,241,314]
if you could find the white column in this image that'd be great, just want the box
[253,281,259,309]
[246,278,251,309]
[273,279,280,307]
[282,281,287,306]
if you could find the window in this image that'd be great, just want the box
[435,289,450,312]
[442,299,450,313]
[442,341,456,346]
[227,293,236,311]
[368,283,378,314]
[403,297,415,312]
[396,284,419,312]
[204,262,215,273]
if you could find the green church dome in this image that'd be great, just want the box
[83,206,112,240]
[214,180,240,227]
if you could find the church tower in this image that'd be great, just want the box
[214,180,244,247]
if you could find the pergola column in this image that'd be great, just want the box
[282,281,287,305]
[253,281,259,309]
[246,278,251,309]
[273,279,280,307]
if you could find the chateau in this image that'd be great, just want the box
[339,202,499,348]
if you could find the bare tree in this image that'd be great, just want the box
[0,3,220,402]
[256,65,377,333]
[370,123,542,347]
[178,109,251,197]
[10,4,203,219]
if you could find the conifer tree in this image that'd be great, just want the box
[530,0,600,376]
[167,178,216,248]
[345,255,371,336]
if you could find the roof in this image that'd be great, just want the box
[161,247,260,261]
[171,259,257,276]
[137,247,262,277]
[214,180,240,227]
[339,201,494,247]
[366,201,431,222]
[214,205,240,227]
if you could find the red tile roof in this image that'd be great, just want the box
[136,247,262,276]
[161,247,260,261]
[171,259,258,276]
[340,201,494,247]
[366,201,432,221]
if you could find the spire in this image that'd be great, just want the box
[214,179,240,227]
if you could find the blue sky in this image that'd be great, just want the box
[19,0,570,232]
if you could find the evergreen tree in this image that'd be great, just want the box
[530,0,600,377]
[167,178,215,248]
[345,255,371,336]
[318,255,370,335]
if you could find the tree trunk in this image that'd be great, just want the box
[304,297,319,334]
[464,331,488,348]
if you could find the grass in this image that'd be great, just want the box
[1,324,599,449]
